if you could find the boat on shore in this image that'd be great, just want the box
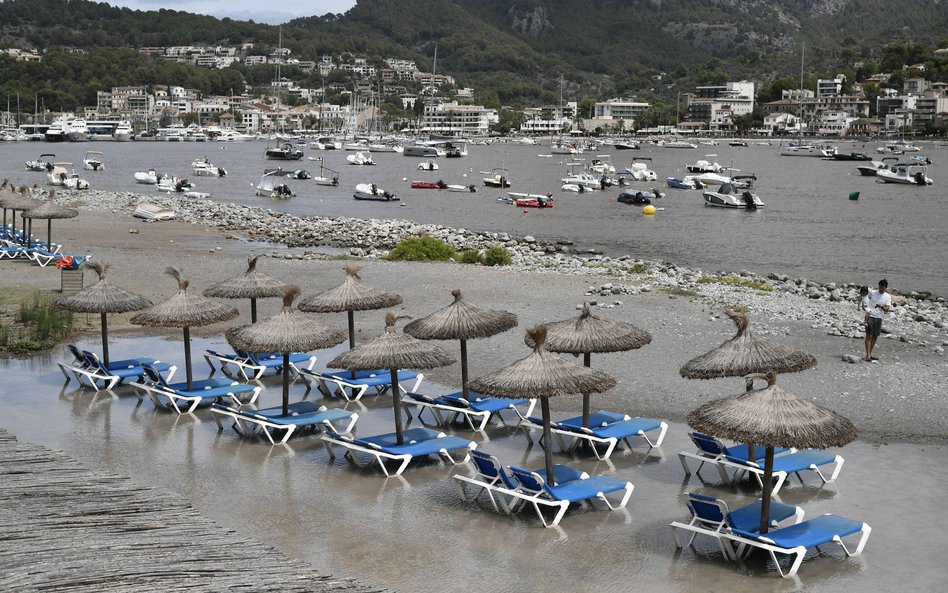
[132,203,175,221]
[353,183,398,201]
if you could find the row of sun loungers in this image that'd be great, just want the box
[1,227,88,267]
[670,492,871,578]
[59,344,868,577]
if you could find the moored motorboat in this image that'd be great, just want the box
[855,158,895,177]
[156,177,194,193]
[256,171,295,198]
[831,152,873,162]
[664,139,698,149]
[113,120,134,142]
[417,159,439,171]
[703,182,764,209]
[780,142,837,157]
[728,140,748,147]
[192,156,227,177]
[507,192,553,208]
[410,180,448,189]
[446,184,477,192]
[353,183,398,201]
[134,168,162,185]
[265,142,304,160]
[665,176,702,190]
[264,167,310,180]
[346,151,375,166]
[83,150,105,171]
[25,153,55,172]
[483,167,511,188]
[612,140,640,150]
[617,188,664,204]
[686,157,723,173]
[624,158,657,181]
[875,163,933,185]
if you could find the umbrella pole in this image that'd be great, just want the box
[47,219,52,250]
[183,326,193,391]
[745,377,757,463]
[460,339,469,398]
[583,352,592,428]
[100,312,110,366]
[758,445,776,534]
[250,297,257,324]
[348,311,357,380]
[541,398,555,486]
[282,352,290,416]
[391,368,405,445]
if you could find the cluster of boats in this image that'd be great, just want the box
[23,151,100,190]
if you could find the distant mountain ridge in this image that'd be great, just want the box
[1,0,946,105]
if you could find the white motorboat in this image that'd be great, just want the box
[665,176,703,190]
[156,177,194,193]
[132,203,175,221]
[612,140,640,150]
[311,136,340,150]
[446,184,477,192]
[703,183,764,209]
[25,153,55,172]
[343,139,370,151]
[482,167,511,188]
[624,158,658,182]
[191,157,227,177]
[353,183,398,201]
[403,143,445,158]
[856,157,898,177]
[780,142,837,157]
[44,117,68,142]
[65,118,90,142]
[877,143,920,155]
[693,169,756,189]
[417,159,439,171]
[551,138,581,154]
[134,169,163,185]
[698,139,719,146]
[347,151,375,166]
[664,139,698,149]
[83,150,105,171]
[215,130,255,142]
[113,120,134,142]
[46,162,73,186]
[588,155,616,175]
[876,163,933,186]
[368,141,403,153]
[686,157,723,174]
[255,171,295,198]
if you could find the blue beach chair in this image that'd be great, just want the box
[322,427,476,477]
[211,401,358,444]
[136,364,261,413]
[403,391,535,431]
[300,368,424,401]
[507,466,634,528]
[71,350,176,391]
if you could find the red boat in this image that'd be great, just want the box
[410,180,448,189]
[510,193,554,208]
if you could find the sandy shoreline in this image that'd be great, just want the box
[4,189,946,443]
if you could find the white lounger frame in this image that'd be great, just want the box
[301,370,424,402]
[321,432,475,477]
[519,417,667,460]
[59,360,177,391]
[212,406,358,445]
[204,352,317,381]
[669,500,805,560]
[134,382,261,414]
[512,469,634,528]
[402,395,536,432]
[678,450,844,494]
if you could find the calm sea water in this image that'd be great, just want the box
[3,138,946,295]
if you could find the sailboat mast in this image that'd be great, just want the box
[799,43,805,139]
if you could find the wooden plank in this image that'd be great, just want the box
[0,430,389,593]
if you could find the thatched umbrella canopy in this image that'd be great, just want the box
[327,313,455,445]
[680,307,817,388]
[226,286,347,416]
[0,180,17,231]
[8,189,43,245]
[55,262,153,366]
[203,256,287,323]
[130,267,239,390]
[469,326,617,484]
[24,199,78,249]
[530,303,652,427]
[403,288,517,398]
[688,370,857,534]
[297,262,403,349]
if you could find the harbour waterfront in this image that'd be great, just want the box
[3,139,947,296]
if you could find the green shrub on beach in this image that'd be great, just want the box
[385,235,456,262]
[0,290,76,354]
[482,245,513,266]
[697,274,773,292]
[456,249,484,264]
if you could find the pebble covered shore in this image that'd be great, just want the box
[48,187,948,359]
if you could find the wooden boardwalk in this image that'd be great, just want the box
[0,430,389,593]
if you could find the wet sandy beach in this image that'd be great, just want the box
[2,208,947,591]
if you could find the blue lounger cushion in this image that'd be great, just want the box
[322,369,418,387]
[692,432,789,461]
[731,449,838,473]
[731,514,865,549]
[107,358,174,375]
[542,476,631,502]
[726,500,803,533]
[248,352,313,367]
[569,417,664,439]
[247,408,353,426]
[249,402,321,416]
[436,392,530,413]
[558,411,628,428]
[356,427,471,456]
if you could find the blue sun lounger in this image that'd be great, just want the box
[453,449,588,516]
[403,391,536,431]
[519,411,668,460]
[725,514,871,578]
[211,401,358,444]
[204,349,317,381]
[136,364,261,413]
[679,432,793,487]
[507,466,634,528]
[322,427,476,477]
[670,492,804,559]
[62,348,176,391]
[299,368,424,401]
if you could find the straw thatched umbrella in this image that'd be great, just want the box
[680,307,818,462]
[24,198,78,249]
[8,189,43,246]
[532,302,651,427]
[327,313,455,445]
[0,180,16,231]
[404,289,517,398]
[469,326,617,484]
[226,286,347,416]
[55,262,153,366]
[203,256,287,323]
[297,262,403,349]
[688,370,856,534]
[130,267,239,390]
[680,307,817,388]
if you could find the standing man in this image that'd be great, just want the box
[864,279,892,362]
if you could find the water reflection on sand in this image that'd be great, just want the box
[2,335,946,592]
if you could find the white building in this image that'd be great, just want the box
[816,76,845,97]
[520,102,577,134]
[592,98,650,121]
[421,101,496,135]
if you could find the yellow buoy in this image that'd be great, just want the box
[643,205,657,215]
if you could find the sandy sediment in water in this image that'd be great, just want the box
[3,200,947,444]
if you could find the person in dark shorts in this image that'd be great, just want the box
[864,279,892,361]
